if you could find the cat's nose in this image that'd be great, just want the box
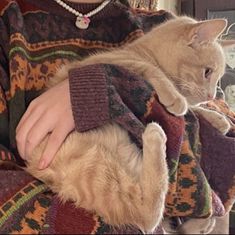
[207,94,214,100]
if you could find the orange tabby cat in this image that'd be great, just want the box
[26,16,231,233]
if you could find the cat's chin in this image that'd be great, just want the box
[188,99,210,107]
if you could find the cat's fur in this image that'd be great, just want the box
[26,16,231,233]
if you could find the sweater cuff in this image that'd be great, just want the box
[68,64,109,132]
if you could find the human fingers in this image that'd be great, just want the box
[38,121,72,170]
[24,113,55,159]
[16,104,45,159]
[16,99,40,133]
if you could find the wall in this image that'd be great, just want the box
[158,0,180,14]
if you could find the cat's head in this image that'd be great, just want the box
[151,17,229,105]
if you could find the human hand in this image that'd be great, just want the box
[16,79,75,169]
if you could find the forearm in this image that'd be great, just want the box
[68,63,153,146]
[68,64,110,132]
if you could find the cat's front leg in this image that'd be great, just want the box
[191,106,231,135]
[142,65,188,116]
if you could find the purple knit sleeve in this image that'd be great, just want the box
[68,64,110,132]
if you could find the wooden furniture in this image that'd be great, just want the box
[181,0,235,20]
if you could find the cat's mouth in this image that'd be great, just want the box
[179,86,215,106]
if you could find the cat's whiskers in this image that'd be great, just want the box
[172,78,208,104]
[170,76,192,92]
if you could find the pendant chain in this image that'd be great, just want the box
[54,0,111,29]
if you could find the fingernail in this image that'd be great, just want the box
[39,160,46,170]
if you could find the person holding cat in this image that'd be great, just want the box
[3,0,173,169]
[0,0,235,234]
[0,1,174,232]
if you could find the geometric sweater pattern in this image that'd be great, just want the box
[0,0,235,233]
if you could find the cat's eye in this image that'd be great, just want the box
[204,67,213,79]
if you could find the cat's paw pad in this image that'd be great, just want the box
[143,122,167,147]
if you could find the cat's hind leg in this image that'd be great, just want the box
[138,122,169,233]
[177,217,216,234]
[162,216,216,234]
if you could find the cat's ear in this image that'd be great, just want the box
[188,19,227,46]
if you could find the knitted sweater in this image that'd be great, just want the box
[0,0,235,234]
[0,0,172,157]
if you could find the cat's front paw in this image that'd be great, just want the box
[192,107,230,135]
[210,112,230,135]
[167,95,188,116]
[159,92,188,116]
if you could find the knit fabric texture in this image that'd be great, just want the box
[0,0,234,234]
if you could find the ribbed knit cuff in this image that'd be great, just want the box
[68,64,109,132]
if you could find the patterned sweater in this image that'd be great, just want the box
[0,0,235,233]
[0,0,172,157]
